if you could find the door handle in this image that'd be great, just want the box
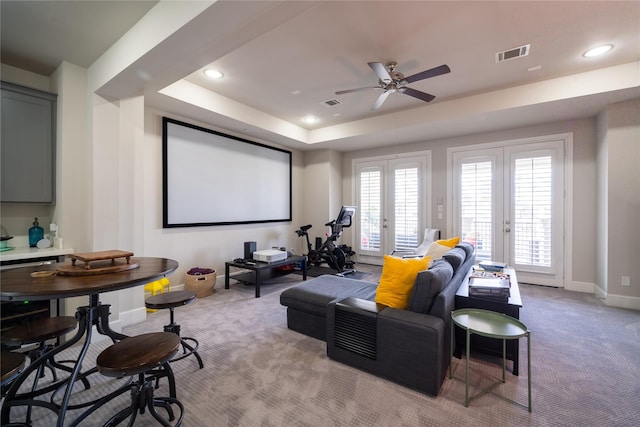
[505,228,511,232]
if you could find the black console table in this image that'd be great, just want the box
[454,267,523,375]
[224,256,306,298]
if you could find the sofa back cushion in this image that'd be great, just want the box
[456,241,475,260]
[407,260,454,314]
[443,247,466,272]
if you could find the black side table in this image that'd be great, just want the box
[224,255,306,297]
[454,268,523,374]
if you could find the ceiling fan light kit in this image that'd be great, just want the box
[335,61,451,111]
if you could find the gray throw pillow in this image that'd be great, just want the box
[407,260,454,314]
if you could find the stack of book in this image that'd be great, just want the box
[468,270,511,301]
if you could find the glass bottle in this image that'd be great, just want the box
[29,217,44,247]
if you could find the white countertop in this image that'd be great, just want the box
[0,246,74,262]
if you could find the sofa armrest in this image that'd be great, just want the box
[377,307,446,378]
[327,298,447,396]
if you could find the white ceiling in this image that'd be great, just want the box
[2,1,639,152]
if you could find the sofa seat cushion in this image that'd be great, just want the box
[407,260,454,314]
[280,274,378,317]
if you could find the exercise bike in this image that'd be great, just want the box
[295,206,357,275]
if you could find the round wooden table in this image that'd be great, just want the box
[0,257,178,427]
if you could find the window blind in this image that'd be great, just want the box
[394,167,419,250]
[359,167,381,251]
[460,161,493,259]
[513,156,553,267]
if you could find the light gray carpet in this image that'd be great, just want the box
[4,268,640,426]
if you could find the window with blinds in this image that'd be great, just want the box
[359,167,381,251]
[460,161,493,259]
[394,167,419,250]
[513,156,552,267]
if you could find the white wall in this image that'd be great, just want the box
[142,109,306,285]
[301,149,343,252]
[597,99,640,308]
[50,62,91,255]
[49,62,93,318]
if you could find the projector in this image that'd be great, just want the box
[252,249,288,263]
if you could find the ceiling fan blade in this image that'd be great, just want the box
[335,86,379,95]
[399,87,436,103]
[403,64,451,84]
[368,62,393,83]
[371,90,391,111]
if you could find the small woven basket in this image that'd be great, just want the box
[185,271,216,298]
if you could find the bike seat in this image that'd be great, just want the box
[299,224,312,231]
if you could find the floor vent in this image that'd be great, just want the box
[322,98,341,107]
[496,44,531,63]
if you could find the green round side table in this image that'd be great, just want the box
[450,308,531,412]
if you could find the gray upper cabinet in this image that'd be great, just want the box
[1,81,56,203]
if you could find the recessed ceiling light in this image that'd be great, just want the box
[302,115,319,124]
[583,44,613,58]
[204,69,224,79]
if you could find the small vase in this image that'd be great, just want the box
[29,217,44,248]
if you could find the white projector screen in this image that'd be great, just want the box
[163,117,292,228]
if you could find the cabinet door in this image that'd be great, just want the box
[1,84,56,203]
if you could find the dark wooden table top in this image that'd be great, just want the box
[0,257,178,301]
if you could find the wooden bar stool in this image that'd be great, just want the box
[145,278,172,312]
[1,316,89,423]
[0,350,30,427]
[1,348,26,389]
[94,332,184,426]
[145,291,204,369]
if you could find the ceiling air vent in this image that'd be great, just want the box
[322,98,341,107]
[495,44,531,63]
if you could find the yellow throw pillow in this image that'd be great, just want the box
[375,255,431,309]
[436,236,460,248]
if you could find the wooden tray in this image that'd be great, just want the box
[68,250,134,270]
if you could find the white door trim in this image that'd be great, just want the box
[447,133,573,288]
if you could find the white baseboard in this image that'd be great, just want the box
[566,280,595,293]
[604,293,640,311]
[560,281,639,310]
[589,284,640,310]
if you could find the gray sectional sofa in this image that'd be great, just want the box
[279,242,475,396]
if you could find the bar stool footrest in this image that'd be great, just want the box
[170,337,203,369]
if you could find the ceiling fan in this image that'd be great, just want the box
[335,62,451,110]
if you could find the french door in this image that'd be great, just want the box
[452,138,566,286]
[355,154,431,263]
